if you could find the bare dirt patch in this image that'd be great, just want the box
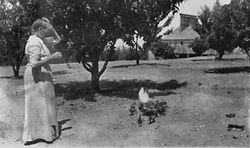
[0,56,249,147]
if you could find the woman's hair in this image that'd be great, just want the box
[30,17,52,35]
[31,17,61,41]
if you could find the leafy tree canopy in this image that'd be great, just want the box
[50,0,184,92]
[0,0,38,77]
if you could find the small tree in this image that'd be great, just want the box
[193,5,212,55]
[195,2,237,60]
[208,1,237,59]
[0,0,37,77]
[122,0,184,65]
[151,41,175,59]
[228,0,250,57]
[194,5,212,36]
[122,33,144,65]
[52,0,130,92]
[189,37,208,56]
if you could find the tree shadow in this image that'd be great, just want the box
[53,70,70,76]
[111,63,170,69]
[219,58,246,61]
[150,91,178,97]
[24,139,54,145]
[100,79,187,100]
[0,76,23,79]
[58,119,72,138]
[205,66,250,74]
[54,81,91,101]
[54,79,187,101]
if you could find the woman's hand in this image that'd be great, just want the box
[50,52,62,60]
[31,51,62,68]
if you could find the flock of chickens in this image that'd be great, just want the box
[129,87,169,126]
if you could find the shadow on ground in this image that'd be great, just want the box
[54,79,187,101]
[23,119,72,146]
[0,70,69,79]
[205,66,250,74]
[53,70,71,76]
[58,119,72,138]
[219,58,246,61]
[111,63,170,69]
[0,76,23,79]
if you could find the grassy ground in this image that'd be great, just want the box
[0,55,249,147]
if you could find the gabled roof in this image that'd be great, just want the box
[162,26,200,41]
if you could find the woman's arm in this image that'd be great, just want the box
[28,45,62,68]
[31,52,62,68]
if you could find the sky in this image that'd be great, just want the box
[116,0,232,47]
[167,0,231,29]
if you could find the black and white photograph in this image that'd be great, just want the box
[0,0,249,147]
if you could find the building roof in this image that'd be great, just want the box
[162,25,200,41]
[180,13,198,18]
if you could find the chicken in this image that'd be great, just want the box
[131,88,169,126]
[138,114,143,127]
[139,101,157,124]
[129,102,137,116]
[138,87,149,103]
[155,101,168,116]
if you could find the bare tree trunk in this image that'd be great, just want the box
[136,50,140,65]
[11,63,19,78]
[215,49,224,60]
[14,69,19,77]
[135,35,140,65]
[91,59,100,92]
[82,42,115,94]
[217,53,223,60]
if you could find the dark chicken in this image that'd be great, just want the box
[129,102,137,116]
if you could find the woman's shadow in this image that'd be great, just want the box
[58,119,72,138]
[24,119,72,146]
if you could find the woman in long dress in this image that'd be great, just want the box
[23,18,62,144]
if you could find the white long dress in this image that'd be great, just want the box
[23,35,58,142]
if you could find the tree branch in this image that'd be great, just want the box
[99,58,109,76]
[82,61,92,72]
[81,58,93,72]
[84,58,92,69]
[99,41,115,76]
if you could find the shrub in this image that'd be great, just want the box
[189,37,209,56]
[151,41,175,59]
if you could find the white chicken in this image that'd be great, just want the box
[138,87,150,103]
